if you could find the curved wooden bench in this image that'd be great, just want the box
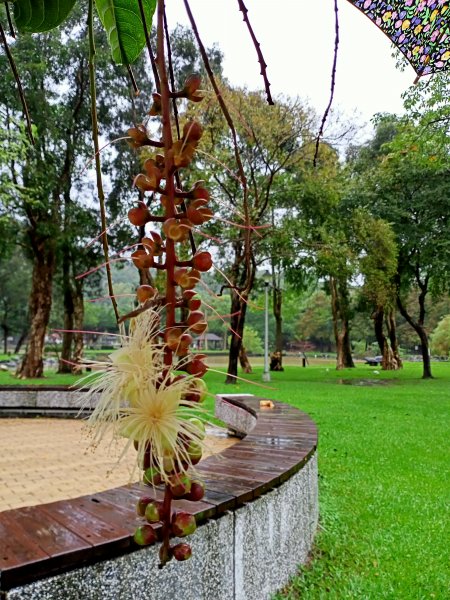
[0,395,318,598]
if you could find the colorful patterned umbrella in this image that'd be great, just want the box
[347,1,450,80]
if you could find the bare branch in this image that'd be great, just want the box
[4,2,15,38]
[137,0,160,93]
[126,64,140,95]
[183,0,253,291]
[236,0,274,105]
[313,0,339,167]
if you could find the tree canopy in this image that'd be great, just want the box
[349,111,450,377]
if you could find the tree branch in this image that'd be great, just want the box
[163,9,197,256]
[137,0,161,93]
[313,0,339,167]
[4,2,15,38]
[183,0,253,292]
[236,0,274,105]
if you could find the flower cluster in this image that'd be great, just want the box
[90,68,213,565]
[82,310,208,485]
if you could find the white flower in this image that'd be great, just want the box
[78,309,209,483]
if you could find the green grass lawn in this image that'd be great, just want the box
[1,359,448,597]
[0,370,83,386]
[205,364,450,600]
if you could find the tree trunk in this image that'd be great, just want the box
[225,244,256,384]
[340,323,354,370]
[58,254,74,373]
[272,285,284,370]
[418,328,432,379]
[386,309,402,369]
[330,276,355,370]
[397,290,432,379]
[225,292,248,384]
[270,351,283,371]
[239,345,252,373]
[14,329,28,354]
[71,281,84,374]
[16,250,55,378]
[373,306,397,370]
[2,324,9,354]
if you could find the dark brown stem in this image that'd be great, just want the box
[236,0,274,105]
[4,2,15,38]
[117,297,165,324]
[126,64,140,96]
[163,12,181,140]
[87,0,120,322]
[158,486,173,567]
[137,0,161,93]
[136,138,165,148]
[170,90,189,99]
[156,0,176,565]
[163,9,197,256]
[0,21,34,144]
[175,259,194,267]
[174,190,191,198]
[313,0,339,168]
[144,214,167,222]
[149,262,167,270]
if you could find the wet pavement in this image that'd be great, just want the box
[0,418,236,512]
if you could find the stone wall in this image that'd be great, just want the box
[0,387,95,417]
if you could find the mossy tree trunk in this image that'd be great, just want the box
[16,243,56,378]
[330,276,355,370]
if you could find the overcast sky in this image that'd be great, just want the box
[166,0,419,133]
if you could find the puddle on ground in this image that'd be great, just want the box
[336,378,397,387]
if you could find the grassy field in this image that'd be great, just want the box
[204,364,449,600]
[1,359,448,597]
[0,354,373,386]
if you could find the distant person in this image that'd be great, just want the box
[299,352,308,367]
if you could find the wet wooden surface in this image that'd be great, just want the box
[0,396,317,591]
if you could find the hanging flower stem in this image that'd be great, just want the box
[109,0,214,567]
[156,0,177,564]
[87,0,214,569]
[156,0,176,366]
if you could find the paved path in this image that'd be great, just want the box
[0,419,236,512]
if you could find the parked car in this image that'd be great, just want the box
[364,356,383,366]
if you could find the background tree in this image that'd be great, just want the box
[352,113,450,378]
[242,325,263,355]
[430,316,450,358]
[0,120,31,354]
[0,247,31,354]
[283,158,358,370]
[295,289,335,353]
[192,85,314,382]
[0,9,126,376]
[352,210,400,369]
[1,8,217,376]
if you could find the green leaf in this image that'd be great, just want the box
[14,0,78,33]
[94,0,156,65]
